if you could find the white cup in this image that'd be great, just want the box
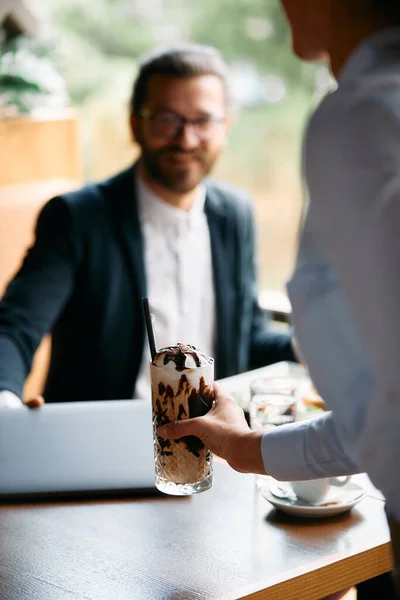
[290,476,351,504]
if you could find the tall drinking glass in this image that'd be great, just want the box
[151,344,214,496]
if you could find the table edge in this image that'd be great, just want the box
[215,541,393,600]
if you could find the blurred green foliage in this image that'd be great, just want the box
[41,0,319,104]
[0,36,67,114]
[190,0,317,91]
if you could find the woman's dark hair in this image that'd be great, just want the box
[130,43,230,115]
[370,0,400,21]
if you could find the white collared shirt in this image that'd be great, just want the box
[134,176,216,401]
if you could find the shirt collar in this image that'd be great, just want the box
[136,173,206,229]
[339,27,400,86]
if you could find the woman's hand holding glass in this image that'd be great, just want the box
[158,383,265,475]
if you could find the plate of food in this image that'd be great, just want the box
[295,379,328,420]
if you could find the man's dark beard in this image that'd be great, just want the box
[140,146,218,194]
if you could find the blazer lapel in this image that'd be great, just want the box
[106,164,147,299]
[205,185,234,378]
[104,164,147,390]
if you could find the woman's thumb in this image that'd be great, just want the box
[158,418,200,440]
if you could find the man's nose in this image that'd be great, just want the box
[175,123,200,149]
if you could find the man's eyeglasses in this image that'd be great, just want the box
[138,109,225,141]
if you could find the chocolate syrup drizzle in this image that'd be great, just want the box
[154,374,214,458]
[154,343,212,372]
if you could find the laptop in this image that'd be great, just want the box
[0,400,156,499]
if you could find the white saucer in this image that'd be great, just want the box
[261,481,366,518]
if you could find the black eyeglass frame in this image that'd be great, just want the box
[138,109,226,141]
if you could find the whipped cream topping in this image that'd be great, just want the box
[152,343,213,371]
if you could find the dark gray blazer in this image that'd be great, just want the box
[0,165,294,402]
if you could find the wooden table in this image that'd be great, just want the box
[0,463,392,600]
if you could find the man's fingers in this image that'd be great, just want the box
[24,395,45,409]
[158,418,200,440]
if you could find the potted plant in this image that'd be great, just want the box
[0,35,68,117]
[0,34,82,185]
[0,34,81,400]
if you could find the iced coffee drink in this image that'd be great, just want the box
[150,343,214,496]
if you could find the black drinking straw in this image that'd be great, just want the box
[142,297,157,361]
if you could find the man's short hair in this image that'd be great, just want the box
[130,43,230,115]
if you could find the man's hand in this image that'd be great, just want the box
[157,384,266,475]
[24,395,45,409]
[0,391,45,409]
